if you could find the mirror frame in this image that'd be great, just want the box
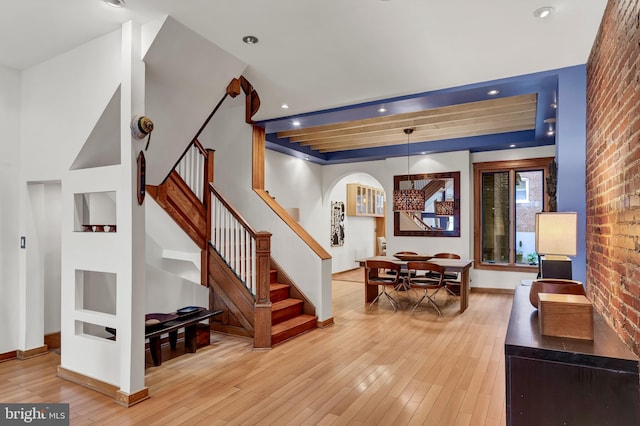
[393,171,461,237]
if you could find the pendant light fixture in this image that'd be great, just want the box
[393,128,425,211]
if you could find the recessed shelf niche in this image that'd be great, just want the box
[75,320,116,341]
[73,191,116,232]
[75,269,117,315]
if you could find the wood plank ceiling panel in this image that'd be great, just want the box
[277,93,538,153]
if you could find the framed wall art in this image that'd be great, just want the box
[393,171,460,237]
[331,201,345,246]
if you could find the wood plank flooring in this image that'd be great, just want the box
[0,278,512,425]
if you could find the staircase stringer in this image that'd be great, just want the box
[207,245,255,337]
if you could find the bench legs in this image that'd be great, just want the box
[185,324,197,353]
[148,324,199,366]
[169,330,178,350]
[149,337,162,366]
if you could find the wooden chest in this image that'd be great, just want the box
[538,293,593,340]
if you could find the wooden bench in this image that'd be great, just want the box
[145,308,223,366]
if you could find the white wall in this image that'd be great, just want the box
[264,150,324,243]
[0,64,20,353]
[145,197,208,313]
[27,182,62,336]
[327,173,384,273]
[18,29,123,377]
[20,30,122,182]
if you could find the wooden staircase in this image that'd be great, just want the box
[146,76,319,348]
[269,269,317,345]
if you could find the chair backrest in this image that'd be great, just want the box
[365,260,401,285]
[406,261,445,286]
[433,252,461,259]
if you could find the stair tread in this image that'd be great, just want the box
[270,283,290,291]
[271,314,316,334]
[272,298,303,310]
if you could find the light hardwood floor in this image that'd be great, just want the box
[0,277,513,425]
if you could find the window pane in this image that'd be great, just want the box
[515,177,529,203]
[481,172,510,263]
[515,170,544,264]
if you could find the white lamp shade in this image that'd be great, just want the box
[535,212,578,256]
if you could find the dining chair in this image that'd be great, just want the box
[406,261,445,315]
[365,260,402,312]
[432,252,461,296]
[387,251,418,286]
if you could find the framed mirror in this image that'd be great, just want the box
[393,171,460,237]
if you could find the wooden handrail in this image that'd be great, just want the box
[192,139,207,157]
[251,126,331,260]
[254,189,331,260]
[161,76,243,186]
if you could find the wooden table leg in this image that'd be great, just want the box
[149,337,162,366]
[364,268,378,303]
[460,269,470,313]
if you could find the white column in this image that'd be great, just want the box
[117,20,146,395]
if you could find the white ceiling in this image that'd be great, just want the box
[1,0,607,121]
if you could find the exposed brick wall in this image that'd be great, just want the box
[586,0,640,356]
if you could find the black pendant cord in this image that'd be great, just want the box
[404,128,414,188]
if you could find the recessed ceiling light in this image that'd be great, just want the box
[378,107,387,113]
[292,120,301,126]
[487,89,500,96]
[281,103,289,109]
[103,0,125,7]
[242,35,259,44]
[544,117,556,136]
[509,144,517,148]
[533,6,554,18]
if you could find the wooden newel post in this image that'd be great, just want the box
[253,231,272,349]
[201,149,215,286]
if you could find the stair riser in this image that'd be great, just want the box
[270,287,290,303]
[272,319,316,345]
[272,303,303,325]
[269,270,277,284]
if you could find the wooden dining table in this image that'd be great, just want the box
[356,255,474,313]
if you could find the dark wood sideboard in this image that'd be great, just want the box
[505,284,640,425]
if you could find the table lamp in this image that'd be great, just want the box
[535,212,578,279]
